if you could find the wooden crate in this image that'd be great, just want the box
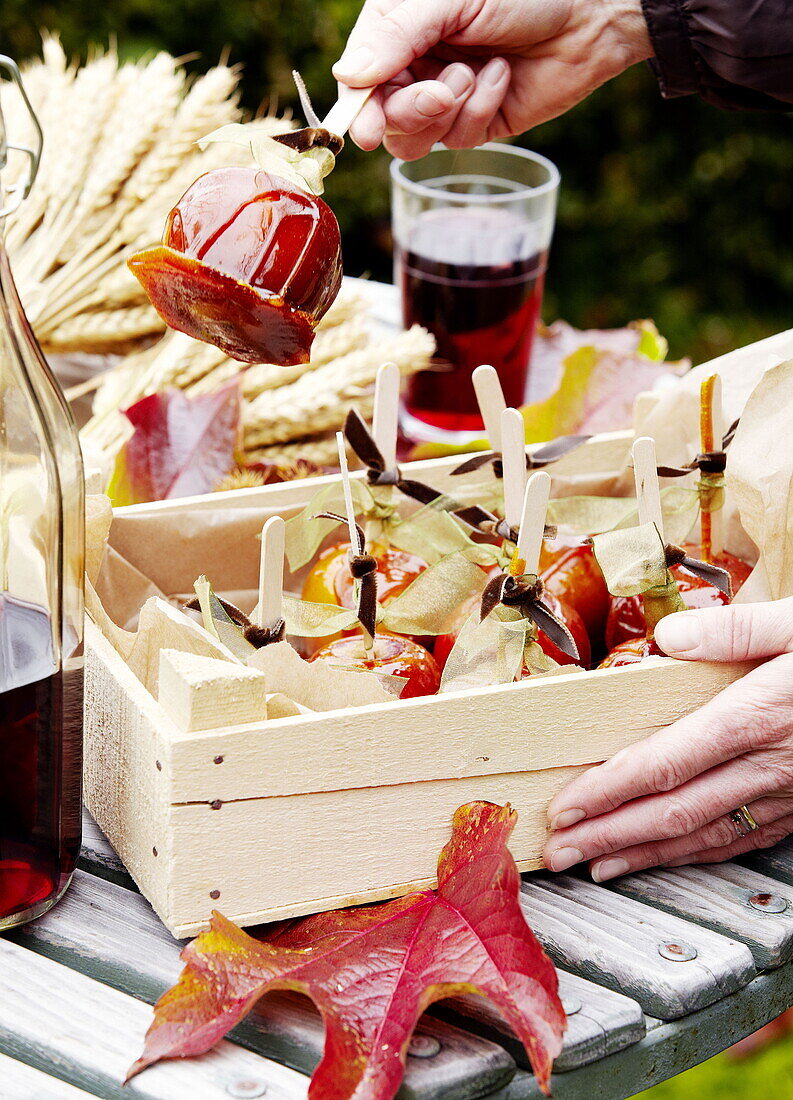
[84,431,754,937]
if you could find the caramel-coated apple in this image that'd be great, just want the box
[302,542,428,611]
[605,547,751,650]
[539,539,610,650]
[433,589,591,673]
[129,167,343,365]
[310,633,441,699]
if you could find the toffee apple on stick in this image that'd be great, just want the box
[310,434,441,698]
[606,375,751,648]
[598,437,730,668]
[129,76,373,366]
[453,365,608,648]
[302,364,430,613]
[435,407,590,670]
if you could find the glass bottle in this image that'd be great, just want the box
[0,56,85,929]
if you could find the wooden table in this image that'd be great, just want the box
[1,809,792,1098]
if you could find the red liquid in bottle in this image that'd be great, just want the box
[399,208,547,434]
[0,595,83,927]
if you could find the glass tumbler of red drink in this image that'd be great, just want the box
[391,144,559,442]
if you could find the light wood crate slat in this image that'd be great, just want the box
[0,1053,98,1099]
[164,657,752,803]
[609,864,793,969]
[491,960,793,1099]
[0,939,308,1100]
[518,875,756,1018]
[10,869,516,1100]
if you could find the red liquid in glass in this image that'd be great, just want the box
[399,208,547,433]
[0,596,82,925]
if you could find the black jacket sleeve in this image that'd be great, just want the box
[640,0,793,110]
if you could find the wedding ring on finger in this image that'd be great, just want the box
[728,804,760,839]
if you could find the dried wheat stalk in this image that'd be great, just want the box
[243,326,435,448]
[245,433,358,469]
[81,289,436,476]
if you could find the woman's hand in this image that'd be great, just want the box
[333,0,652,157]
[544,598,793,881]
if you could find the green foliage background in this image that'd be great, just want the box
[3,0,792,361]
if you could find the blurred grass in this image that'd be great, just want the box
[2,0,792,362]
[638,1039,793,1098]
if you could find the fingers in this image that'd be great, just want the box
[544,752,793,872]
[546,652,793,829]
[586,795,793,881]
[380,57,511,159]
[354,62,480,158]
[334,0,465,89]
[655,597,793,662]
[663,812,793,867]
[437,57,512,148]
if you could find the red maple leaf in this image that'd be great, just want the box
[107,382,241,505]
[128,802,565,1097]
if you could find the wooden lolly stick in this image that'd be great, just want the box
[632,436,665,540]
[501,407,527,534]
[372,362,401,472]
[322,86,375,138]
[336,432,361,555]
[701,373,725,559]
[256,516,286,631]
[336,431,374,652]
[472,365,507,451]
[517,471,551,576]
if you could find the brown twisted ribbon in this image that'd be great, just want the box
[344,409,455,508]
[479,573,580,661]
[184,595,286,649]
[664,542,732,597]
[451,434,591,478]
[313,510,378,642]
[273,127,344,156]
[656,419,739,478]
[455,503,556,546]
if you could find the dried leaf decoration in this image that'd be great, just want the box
[128,801,565,1097]
[107,383,241,505]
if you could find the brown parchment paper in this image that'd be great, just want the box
[726,359,793,602]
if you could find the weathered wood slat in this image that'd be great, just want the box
[11,869,516,1100]
[434,967,645,1073]
[79,808,135,890]
[490,959,793,1099]
[742,836,793,885]
[519,874,756,1018]
[0,1052,98,1099]
[610,864,793,969]
[0,938,308,1100]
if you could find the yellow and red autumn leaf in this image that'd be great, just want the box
[128,801,565,1098]
[107,382,241,506]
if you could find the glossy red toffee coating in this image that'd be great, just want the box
[310,634,441,699]
[605,547,752,650]
[598,637,663,668]
[539,538,610,650]
[302,542,428,611]
[433,587,591,673]
[129,167,343,365]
